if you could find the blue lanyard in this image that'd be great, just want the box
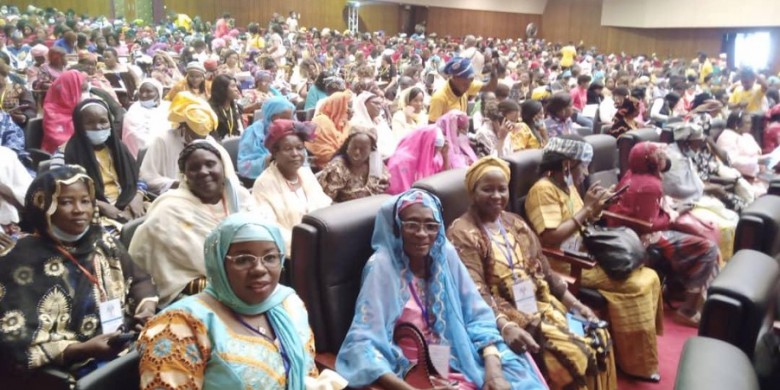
[408,280,432,329]
[233,313,290,378]
[485,220,518,282]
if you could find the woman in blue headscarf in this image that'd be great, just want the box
[336,189,547,389]
[237,96,295,180]
[136,213,330,389]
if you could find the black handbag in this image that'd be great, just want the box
[581,225,647,280]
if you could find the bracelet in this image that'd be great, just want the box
[495,314,508,324]
[500,321,518,336]
[482,345,500,359]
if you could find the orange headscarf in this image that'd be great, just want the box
[307,91,353,167]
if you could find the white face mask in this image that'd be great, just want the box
[564,172,574,187]
[50,224,88,243]
[85,129,111,145]
[139,99,158,108]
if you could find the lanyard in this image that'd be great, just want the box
[408,279,432,329]
[0,88,6,110]
[485,220,518,282]
[56,246,107,302]
[224,105,235,136]
[233,313,291,377]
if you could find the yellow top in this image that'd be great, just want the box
[507,122,543,152]
[524,177,583,235]
[428,80,483,122]
[95,147,120,203]
[560,45,577,68]
[728,84,766,114]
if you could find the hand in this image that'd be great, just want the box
[65,331,126,362]
[0,232,15,255]
[126,192,146,219]
[404,105,416,118]
[133,301,157,331]
[497,119,514,141]
[583,182,611,214]
[482,376,511,390]
[440,139,450,155]
[10,112,26,124]
[502,323,540,354]
[575,304,599,323]
[98,201,125,221]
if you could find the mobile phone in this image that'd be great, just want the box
[604,184,630,204]
[566,313,586,336]
[107,331,138,347]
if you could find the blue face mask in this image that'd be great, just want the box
[139,99,158,108]
[85,129,111,145]
[50,224,88,243]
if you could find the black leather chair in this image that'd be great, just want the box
[617,128,660,177]
[220,137,254,188]
[735,195,780,257]
[120,216,146,250]
[674,337,759,390]
[75,350,140,390]
[699,249,780,359]
[24,117,51,170]
[503,149,544,216]
[584,134,619,188]
[291,195,391,365]
[412,168,469,228]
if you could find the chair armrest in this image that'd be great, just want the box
[315,352,337,371]
[542,247,596,294]
[602,210,653,229]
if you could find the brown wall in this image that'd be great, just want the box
[425,7,540,39]
[4,0,111,18]
[541,0,780,71]
[163,0,400,35]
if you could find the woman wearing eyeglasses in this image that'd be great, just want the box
[137,213,345,390]
[336,189,546,390]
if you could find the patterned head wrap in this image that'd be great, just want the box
[443,57,475,79]
[464,156,510,193]
[168,91,218,136]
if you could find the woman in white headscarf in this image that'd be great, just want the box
[391,86,427,141]
[122,78,171,158]
[351,91,397,159]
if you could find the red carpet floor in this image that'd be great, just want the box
[616,310,698,390]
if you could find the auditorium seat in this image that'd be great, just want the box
[699,249,779,358]
[76,350,140,390]
[674,337,759,390]
[24,117,51,170]
[120,216,146,249]
[617,128,660,177]
[735,195,780,257]
[290,194,391,364]
[584,134,619,188]
[220,137,253,188]
[412,168,469,228]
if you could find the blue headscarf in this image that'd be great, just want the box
[443,56,475,79]
[202,213,309,389]
[237,96,295,179]
[335,190,545,388]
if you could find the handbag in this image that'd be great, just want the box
[392,322,443,388]
[671,212,722,244]
[581,225,647,280]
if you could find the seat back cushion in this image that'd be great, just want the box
[412,168,469,229]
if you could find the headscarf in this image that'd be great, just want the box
[386,125,443,195]
[443,56,474,78]
[22,165,97,240]
[616,96,640,118]
[628,142,667,176]
[64,99,140,209]
[465,156,510,193]
[168,91,218,136]
[185,61,206,74]
[139,77,164,100]
[237,96,295,179]
[30,44,48,57]
[396,87,426,124]
[335,190,545,388]
[122,78,170,157]
[202,213,310,389]
[48,46,66,66]
[308,91,352,167]
[264,119,316,150]
[436,110,477,168]
[670,122,704,142]
[541,135,593,170]
[352,92,397,159]
[41,70,86,153]
[351,91,379,125]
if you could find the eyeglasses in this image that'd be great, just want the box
[225,253,283,270]
[400,220,440,234]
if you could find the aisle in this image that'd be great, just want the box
[617,310,698,390]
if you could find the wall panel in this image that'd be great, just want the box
[426,7,541,39]
[5,0,112,19]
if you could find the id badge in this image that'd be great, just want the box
[98,299,124,334]
[561,235,582,253]
[512,279,538,315]
[428,343,450,378]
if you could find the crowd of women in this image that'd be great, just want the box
[1,5,780,390]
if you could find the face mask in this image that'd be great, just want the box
[85,129,111,145]
[50,224,88,243]
[139,99,158,108]
[564,172,574,187]
[534,119,545,128]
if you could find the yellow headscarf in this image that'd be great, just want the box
[464,156,511,194]
[168,91,218,136]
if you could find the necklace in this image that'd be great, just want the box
[284,173,301,191]
[234,312,275,342]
